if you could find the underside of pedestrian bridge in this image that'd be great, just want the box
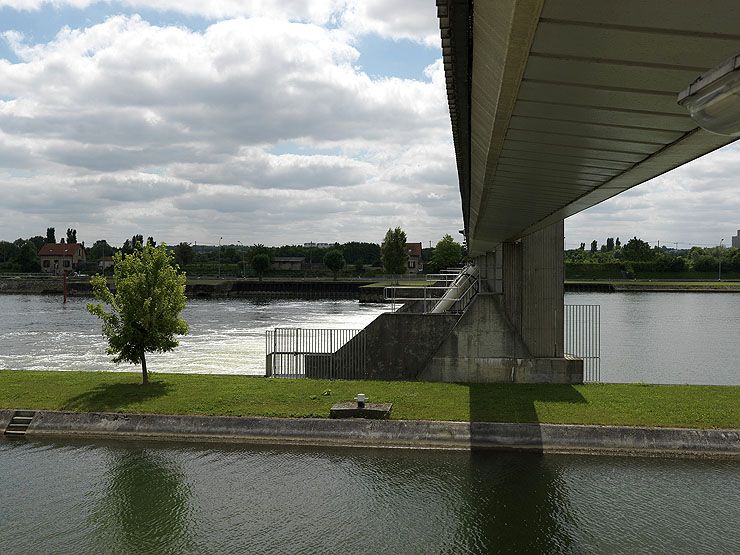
[427,0,740,382]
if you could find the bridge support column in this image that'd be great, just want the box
[421,219,580,383]
[501,220,564,358]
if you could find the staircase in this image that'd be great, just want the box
[4,411,36,437]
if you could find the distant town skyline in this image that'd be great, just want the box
[0,1,738,248]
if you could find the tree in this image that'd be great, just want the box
[87,243,188,385]
[615,237,621,249]
[17,241,40,272]
[251,253,270,281]
[606,237,615,251]
[89,240,113,261]
[590,240,597,253]
[46,227,56,244]
[621,237,654,261]
[67,228,77,244]
[579,243,585,251]
[381,227,408,277]
[431,234,464,270]
[323,249,345,280]
[173,242,194,267]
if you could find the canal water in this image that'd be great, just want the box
[0,292,739,384]
[1,438,738,554]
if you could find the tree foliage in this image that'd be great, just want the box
[381,227,408,276]
[430,234,464,271]
[251,253,270,281]
[323,249,345,279]
[89,240,114,261]
[173,242,195,267]
[87,243,188,385]
[621,237,654,261]
[46,227,56,244]
[66,228,77,244]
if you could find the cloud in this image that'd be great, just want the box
[0,14,461,245]
[566,142,740,248]
[0,0,439,45]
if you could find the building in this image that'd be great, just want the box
[406,242,423,273]
[98,256,115,272]
[732,231,740,249]
[38,243,86,275]
[271,257,305,271]
[303,242,332,249]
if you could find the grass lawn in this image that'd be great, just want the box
[1,370,738,429]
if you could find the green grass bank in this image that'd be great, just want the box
[1,370,738,429]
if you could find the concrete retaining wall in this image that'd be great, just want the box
[307,312,459,380]
[420,294,583,383]
[0,409,13,432]
[7,410,738,457]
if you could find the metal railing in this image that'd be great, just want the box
[564,304,601,382]
[265,328,367,379]
[383,266,480,314]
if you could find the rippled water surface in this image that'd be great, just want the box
[0,439,738,554]
[568,292,740,385]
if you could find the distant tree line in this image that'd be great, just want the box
[567,236,740,278]
[0,226,468,278]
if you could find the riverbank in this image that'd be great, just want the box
[3,409,737,457]
[1,371,738,429]
[0,276,380,299]
[566,280,740,292]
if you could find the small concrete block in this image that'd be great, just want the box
[330,402,392,419]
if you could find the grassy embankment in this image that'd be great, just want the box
[1,370,737,429]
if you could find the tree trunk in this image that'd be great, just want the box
[141,350,148,385]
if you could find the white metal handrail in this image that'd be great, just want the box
[384,265,480,314]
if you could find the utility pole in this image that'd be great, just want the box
[719,238,724,281]
[237,240,245,278]
[218,236,223,280]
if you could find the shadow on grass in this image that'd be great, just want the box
[468,383,587,424]
[469,383,588,452]
[62,381,170,413]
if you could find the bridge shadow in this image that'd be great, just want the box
[468,382,587,450]
[464,383,586,551]
[62,381,170,413]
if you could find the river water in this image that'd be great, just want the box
[0,292,739,384]
[1,438,738,554]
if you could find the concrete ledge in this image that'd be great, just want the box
[3,410,736,458]
[0,409,13,432]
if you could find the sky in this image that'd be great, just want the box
[0,1,738,249]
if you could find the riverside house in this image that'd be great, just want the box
[406,242,423,273]
[38,242,86,275]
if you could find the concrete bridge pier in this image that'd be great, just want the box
[482,220,565,360]
[420,220,583,383]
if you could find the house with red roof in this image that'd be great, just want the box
[406,242,423,273]
[38,242,86,275]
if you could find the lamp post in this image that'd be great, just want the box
[719,238,725,281]
[218,236,223,280]
[237,240,245,278]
